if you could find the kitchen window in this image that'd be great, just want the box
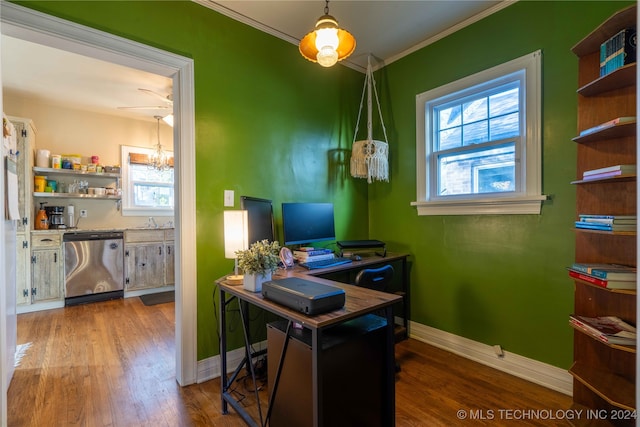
[412,50,545,215]
[121,145,174,216]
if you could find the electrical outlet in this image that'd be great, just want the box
[80,209,88,218]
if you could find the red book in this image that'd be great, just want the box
[568,269,636,290]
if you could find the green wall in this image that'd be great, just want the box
[12,1,368,359]
[370,1,633,368]
[12,1,634,370]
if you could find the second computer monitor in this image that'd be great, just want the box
[241,196,275,245]
[282,202,336,246]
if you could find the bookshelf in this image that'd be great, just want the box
[569,5,636,426]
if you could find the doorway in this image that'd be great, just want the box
[0,0,197,405]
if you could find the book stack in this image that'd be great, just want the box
[569,315,636,346]
[293,247,334,263]
[600,27,637,77]
[582,164,636,181]
[579,116,635,137]
[567,262,636,290]
[575,214,636,232]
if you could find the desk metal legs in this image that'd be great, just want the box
[219,289,262,427]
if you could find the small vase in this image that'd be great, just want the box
[243,271,272,293]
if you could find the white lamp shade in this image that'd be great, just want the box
[224,210,248,259]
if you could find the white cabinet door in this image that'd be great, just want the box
[31,248,62,302]
[15,233,30,306]
[165,242,175,286]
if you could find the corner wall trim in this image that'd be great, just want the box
[409,321,573,396]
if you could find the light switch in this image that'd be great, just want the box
[224,190,234,207]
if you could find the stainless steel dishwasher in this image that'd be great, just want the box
[63,231,124,305]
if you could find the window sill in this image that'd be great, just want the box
[411,195,547,215]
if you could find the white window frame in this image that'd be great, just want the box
[412,50,545,215]
[121,145,174,217]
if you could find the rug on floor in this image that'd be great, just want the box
[139,291,175,306]
[14,342,32,367]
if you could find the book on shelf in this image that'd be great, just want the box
[567,268,637,290]
[293,248,333,257]
[570,263,636,280]
[293,252,335,262]
[578,217,636,225]
[569,315,636,345]
[579,214,637,220]
[599,27,637,77]
[575,221,636,232]
[579,117,636,137]
[581,164,636,181]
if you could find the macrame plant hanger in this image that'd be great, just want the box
[350,55,389,183]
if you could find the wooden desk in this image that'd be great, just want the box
[276,252,410,340]
[217,273,401,427]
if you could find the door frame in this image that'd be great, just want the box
[0,1,198,387]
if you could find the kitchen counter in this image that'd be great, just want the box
[31,227,174,235]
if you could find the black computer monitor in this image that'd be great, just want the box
[241,196,275,245]
[282,202,336,246]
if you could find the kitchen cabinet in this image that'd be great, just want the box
[124,229,174,292]
[30,232,64,305]
[9,117,35,233]
[164,229,175,286]
[15,232,30,306]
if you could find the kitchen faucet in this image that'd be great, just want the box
[148,217,158,228]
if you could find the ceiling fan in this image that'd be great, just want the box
[118,88,174,125]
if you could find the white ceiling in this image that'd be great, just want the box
[1,0,508,121]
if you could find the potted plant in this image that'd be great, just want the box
[236,239,281,292]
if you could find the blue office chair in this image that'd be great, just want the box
[354,264,394,292]
[354,264,401,372]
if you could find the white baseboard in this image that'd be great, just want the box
[198,322,573,397]
[197,341,267,384]
[409,321,573,396]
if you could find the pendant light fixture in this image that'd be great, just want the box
[299,0,356,67]
[148,115,171,171]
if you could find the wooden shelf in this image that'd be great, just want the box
[572,120,636,143]
[567,403,615,427]
[569,361,635,411]
[570,4,637,417]
[576,63,636,97]
[572,5,637,56]
[574,228,636,237]
[571,278,637,296]
[569,323,637,353]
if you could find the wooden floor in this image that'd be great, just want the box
[8,297,573,426]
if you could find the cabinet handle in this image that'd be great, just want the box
[54,253,57,263]
[168,246,171,255]
[41,238,53,242]
[159,246,162,256]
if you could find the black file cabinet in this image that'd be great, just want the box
[267,314,387,427]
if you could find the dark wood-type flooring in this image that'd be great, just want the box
[8,297,573,426]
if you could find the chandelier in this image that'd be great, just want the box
[148,115,171,171]
[299,0,356,67]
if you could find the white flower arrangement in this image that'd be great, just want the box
[236,239,281,275]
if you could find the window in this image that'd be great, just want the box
[121,145,174,216]
[413,50,545,215]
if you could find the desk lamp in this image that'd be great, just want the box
[224,210,248,285]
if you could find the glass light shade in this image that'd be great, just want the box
[299,13,355,67]
[317,47,339,67]
[224,210,248,259]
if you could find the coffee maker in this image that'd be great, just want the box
[45,206,66,229]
